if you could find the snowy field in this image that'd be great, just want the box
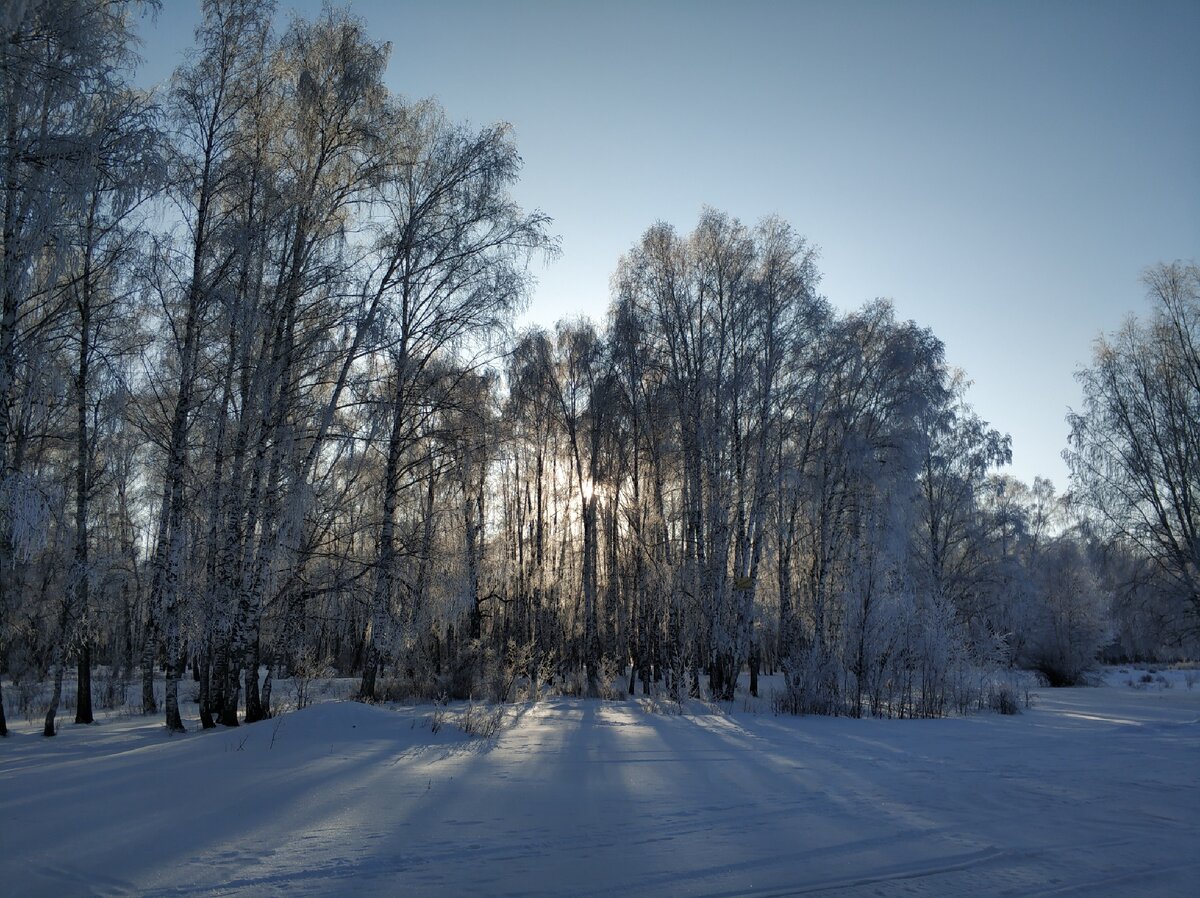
[2,669,1198,897]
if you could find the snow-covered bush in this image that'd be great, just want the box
[776,641,842,716]
[986,681,1021,714]
[95,667,128,710]
[425,694,448,733]
[1021,540,1110,686]
[16,679,43,722]
[290,647,334,711]
[774,582,1011,719]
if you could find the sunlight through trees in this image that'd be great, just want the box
[0,0,1193,740]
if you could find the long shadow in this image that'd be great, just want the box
[5,703,478,896]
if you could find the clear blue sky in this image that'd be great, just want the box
[137,0,1200,491]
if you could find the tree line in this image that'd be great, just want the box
[1,0,1195,737]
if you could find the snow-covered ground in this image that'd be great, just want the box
[2,668,1198,897]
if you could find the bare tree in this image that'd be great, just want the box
[357,107,554,699]
[1067,262,1200,639]
[141,0,273,732]
[43,87,159,735]
[915,374,1012,642]
[0,0,153,736]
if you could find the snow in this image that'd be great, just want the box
[2,671,1198,896]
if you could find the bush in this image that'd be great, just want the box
[987,682,1021,715]
[290,647,333,711]
[445,645,481,700]
[1021,541,1110,687]
[775,645,842,716]
[458,700,506,738]
[17,679,43,722]
[425,694,448,733]
[95,667,129,710]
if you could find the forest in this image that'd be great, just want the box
[2,0,1197,740]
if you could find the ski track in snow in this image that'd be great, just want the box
[2,677,1198,897]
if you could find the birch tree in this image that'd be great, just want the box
[915,376,1012,642]
[46,87,159,734]
[0,0,153,736]
[1068,262,1200,639]
[358,108,554,699]
[142,0,271,732]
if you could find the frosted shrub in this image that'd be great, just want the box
[642,689,684,715]
[913,592,970,718]
[776,643,842,716]
[483,655,511,703]
[425,694,448,733]
[17,680,44,723]
[986,681,1021,715]
[550,660,621,700]
[1021,540,1110,686]
[291,646,333,710]
[484,643,530,703]
[591,657,625,701]
[377,671,439,703]
[459,700,505,738]
[95,668,128,710]
[842,579,910,717]
[558,667,587,698]
[771,587,1004,720]
[514,650,555,702]
[422,640,535,704]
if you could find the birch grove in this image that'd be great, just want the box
[1,0,1187,738]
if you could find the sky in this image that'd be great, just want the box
[135,0,1200,490]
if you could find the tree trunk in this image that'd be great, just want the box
[140,617,157,714]
[74,645,93,724]
[244,649,263,723]
[220,659,240,727]
[160,521,187,735]
[72,225,95,725]
[359,648,378,701]
[43,655,65,737]
[119,569,134,679]
[162,571,186,733]
[260,662,273,719]
[583,494,599,696]
[361,363,408,701]
[163,658,185,733]
[198,650,215,729]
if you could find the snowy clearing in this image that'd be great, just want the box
[2,671,1198,897]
